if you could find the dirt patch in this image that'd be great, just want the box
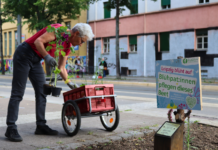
[74,123,218,150]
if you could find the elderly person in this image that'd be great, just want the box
[5,23,94,142]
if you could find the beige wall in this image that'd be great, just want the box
[1,10,87,59]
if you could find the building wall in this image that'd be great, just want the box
[208,30,218,54]
[171,0,197,9]
[95,36,145,76]
[162,32,195,60]
[89,2,218,78]
[146,0,161,12]
[146,4,218,33]
[145,35,156,76]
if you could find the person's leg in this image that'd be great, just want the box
[6,48,30,129]
[28,62,47,126]
[103,70,106,77]
[28,61,58,135]
[6,44,31,141]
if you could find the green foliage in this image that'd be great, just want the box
[185,117,198,150]
[45,46,52,51]
[61,51,66,57]
[54,67,61,74]
[70,47,75,54]
[2,0,98,31]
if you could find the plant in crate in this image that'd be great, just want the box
[43,25,75,97]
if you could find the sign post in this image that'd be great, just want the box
[154,57,202,149]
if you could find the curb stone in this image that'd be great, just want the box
[108,136,122,141]
[41,128,161,150]
[40,127,158,150]
[128,131,144,139]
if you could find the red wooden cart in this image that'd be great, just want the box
[62,84,120,136]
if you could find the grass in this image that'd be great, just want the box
[124,109,132,111]
[87,131,93,135]
[37,147,50,150]
[124,131,129,134]
[152,124,159,127]
[56,141,63,144]
[144,126,150,129]
[194,120,199,124]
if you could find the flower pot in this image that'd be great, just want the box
[43,84,53,95]
[51,87,62,97]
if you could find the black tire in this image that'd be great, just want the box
[62,100,81,136]
[100,106,120,131]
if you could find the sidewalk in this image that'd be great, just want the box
[1,74,218,91]
[0,98,217,150]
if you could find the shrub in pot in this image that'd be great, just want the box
[43,25,75,97]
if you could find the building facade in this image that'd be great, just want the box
[1,10,88,73]
[88,0,218,78]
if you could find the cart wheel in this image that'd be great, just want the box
[62,100,81,136]
[100,106,120,131]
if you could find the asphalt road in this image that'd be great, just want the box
[0,77,218,119]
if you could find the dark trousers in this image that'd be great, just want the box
[103,70,106,77]
[6,42,47,129]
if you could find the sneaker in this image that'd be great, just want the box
[5,128,23,142]
[35,125,58,135]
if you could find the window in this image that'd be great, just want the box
[129,70,137,75]
[4,32,7,56]
[121,52,128,59]
[104,2,111,19]
[162,0,170,9]
[160,32,170,52]
[199,0,209,4]
[15,31,18,49]
[65,21,71,29]
[130,0,138,14]
[129,35,137,52]
[196,29,208,50]
[9,32,12,55]
[103,38,110,53]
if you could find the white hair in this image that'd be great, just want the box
[72,23,95,41]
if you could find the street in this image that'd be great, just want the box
[0,76,218,149]
[0,77,218,126]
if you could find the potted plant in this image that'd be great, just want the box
[43,25,75,97]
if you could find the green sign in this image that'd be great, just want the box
[157,122,180,137]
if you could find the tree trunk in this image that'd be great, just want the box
[115,0,120,79]
[0,0,5,75]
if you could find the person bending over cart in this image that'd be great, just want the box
[5,23,94,142]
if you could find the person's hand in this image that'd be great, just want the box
[67,82,79,89]
[44,54,57,67]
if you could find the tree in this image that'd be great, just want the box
[3,0,96,75]
[0,0,14,75]
[105,0,156,79]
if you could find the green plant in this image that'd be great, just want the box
[87,131,93,135]
[56,141,63,144]
[88,146,92,149]
[144,126,150,129]
[138,137,142,140]
[46,25,75,87]
[152,124,159,127]
[67,67,80,86]
[185,117,198,150]
[124,109,132,111]
[194,120,199,124]
[124,131,129,134]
